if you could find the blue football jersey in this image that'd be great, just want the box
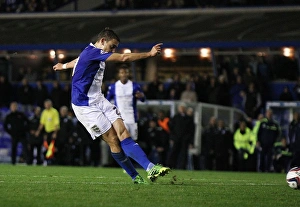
[71,43,112,106]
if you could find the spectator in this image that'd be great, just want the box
[214,119,232,171]
[4,102,29,165]
[229,66,241,86]
[157,110,170,134]
[288,111,299,146]
[15,67,26,81]
[147,75,162,99]
[141,83,150,100]
[136,110,152,157]
[146,118,169,166]
[0,75,12,107]
[201,116,218,170]
[273,137,292,173]
[56,106,74,165]
[233,121,256,171]
[289,117,300,168]
[17,78,34,113]
[242,82,262,119]
[76,120,101,167]
[4,0,23,13]
[206,76,219,104]
[257,109,281,172]
[293,76,300,100]
[257,56,271,83]
[60,83,71,108]
[248,56,258,75]
[36,0,49,11]
[167,88,177,100]
[34,79,49,108]
[167,73,185,100]
[194,72,208,103]
[251,113,264,171]
[27,106,43,165]
[24,0,38,12]
[242,66,257,88]
[256,56,271,106]
[279,85,294,101]
[50,80,62,110]
[216,75,231,106]
[230,75,246,111]
[180,82,198,103]
[24,67,37,82]
[155,82,167,100]
[167,103,195,169]
[42,66,56,81]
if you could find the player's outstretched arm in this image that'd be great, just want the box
[106,43,162,62]
[53,58,78,71]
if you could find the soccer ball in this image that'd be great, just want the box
[286,167,300,189]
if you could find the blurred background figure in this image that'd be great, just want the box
[279,86,294,101]
[4,102,29,165]
[35,99,60,165]
[272,137,292,173]
[214,119,232,171]
[27,106,43,165]
[76,121,101,167]
[257,109,281,172]
[146,118,169,166]
[106,64,145,141]
[201,116,217,170]
[55,106,74,165]
[233,121,256,171]
[167,103,195,169]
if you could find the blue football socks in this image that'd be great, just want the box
[121,137,153,170]
[111,151,138,179]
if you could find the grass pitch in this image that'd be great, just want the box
[0,164,297,207]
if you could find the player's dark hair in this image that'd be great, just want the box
[96,27,120,43]
[118,64,129,72]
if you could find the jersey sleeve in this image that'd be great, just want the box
[106,83,115,101]
[88,47,112,61]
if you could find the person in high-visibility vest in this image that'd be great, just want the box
[234,121,256,171]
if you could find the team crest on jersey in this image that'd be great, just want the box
[91,125,101,134]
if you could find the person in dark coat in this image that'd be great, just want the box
[279,86,294,101]
[4,102,29,164]
[201,116,218,170]
[288,112,300,168]
[34,79,49,108]
[167,103,195,169]
[27,106,43,165]
[55,106,74,165]
[76,120,101,167]
[146,118,169,166]
[257,109,281,172]
[17,78,34,113]
[214,119,233,171]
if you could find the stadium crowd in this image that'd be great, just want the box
[1,0,300,172]
[1,54,300,173]
[1,0,300,13]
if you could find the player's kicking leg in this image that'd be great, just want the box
[147,164,171,182]
[101,128,148,184]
